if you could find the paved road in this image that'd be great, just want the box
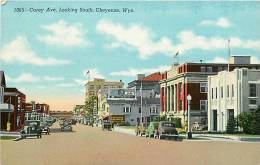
[1,123,260,165]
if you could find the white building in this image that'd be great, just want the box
[208,68,260,132]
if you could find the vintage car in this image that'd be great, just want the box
[155,121,178,140]
[135,123,146,136]
[60,120,72,132]
[145,122,159,138]
[20,120,42,139]
[102,120,112,131]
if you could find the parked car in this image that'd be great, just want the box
[145,122,159,138]
[135,123,146,136]
[155,121,178,140]
[60,120,73,132]
[102,120,112,131]
[20,120,42,139]
[40,122,50,135]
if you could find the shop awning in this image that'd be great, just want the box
[0,103,14,112]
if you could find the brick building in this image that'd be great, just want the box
[25,101,50,114]
[160,56,260,126]
[2,87,26,131]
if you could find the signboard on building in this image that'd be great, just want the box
[110,115,125,123]
[108,88,136,99]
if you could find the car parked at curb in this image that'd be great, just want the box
[145,122,159,138]
[155,121,178,140]
[20,120,42,139]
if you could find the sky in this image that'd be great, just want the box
[1,1,260,111]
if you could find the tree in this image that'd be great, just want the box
[237,112,254,134]
[250,107,260,135]
[226,117,236,134]
[85,96,98,117]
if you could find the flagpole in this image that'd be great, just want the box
[228,39,231,71]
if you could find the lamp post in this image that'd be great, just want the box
[187,94,192,139]
[140,81,143,125]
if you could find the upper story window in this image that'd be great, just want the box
[231,84,234,97]
[139,107,141,113]
[249,84,257,97]
[207,67,213,72]
[200,83,208,93]
[123,106,131,114]
[211,88,214,99]
[178,83,183,94]
[227,85,230,98]
[215,87,218,99]
[201,66,206,72]
[200,100,208,111]
[221,86,223,98]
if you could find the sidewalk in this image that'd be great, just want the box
[0,131,20,137]
[113,126,136,136]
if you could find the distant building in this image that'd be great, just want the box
[208,68,260,132]
[25,101,50,115]
[160,56,260,126]
[85,78,124,101]
[49,111,73,119]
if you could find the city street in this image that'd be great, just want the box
[1,124,260,165]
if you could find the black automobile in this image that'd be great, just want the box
[20,120,42,139]
[102,120,112,131]
[155,121,178,140]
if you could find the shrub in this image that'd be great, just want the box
[226,117,236,134]
[171,117,182,128]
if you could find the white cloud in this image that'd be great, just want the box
[7,73,66,83]
[83,68,105,80]
[6,73,40,83]
[207,56,228,63]
[199,17,232,28]
[74,79,87,86]
[97,20,260,59]
[110,65,171,77]
[96,20,176,59]
[43,76,64,81]
[176,31,260,53]
[38,20,88,47]
[0,36,71,66]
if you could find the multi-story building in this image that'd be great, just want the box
[25,101,50,115]
[208,68,260,132]
[2,87,26,131]
[85,78,124,101]
[160,56,260,126]
[104,73,162,125]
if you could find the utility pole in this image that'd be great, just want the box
[228,39,231,71]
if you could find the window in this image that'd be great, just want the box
[200,83,208,93]
[227,85,229,97]
[221,86,223,98]
[200,100,208,111]
[218,67,222,72]
[215,87,218,99]
[249,99,257,105]
[207,67,213,72]
[231,84,234,97]
[179,100,183,110]
[201,66,206,72]
[139,107,141,113]
[123,107,131,114]
[249,84,256,97]
[211,88,214,99]
[179,83,183,94]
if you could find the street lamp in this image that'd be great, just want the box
[187,94,192,139]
